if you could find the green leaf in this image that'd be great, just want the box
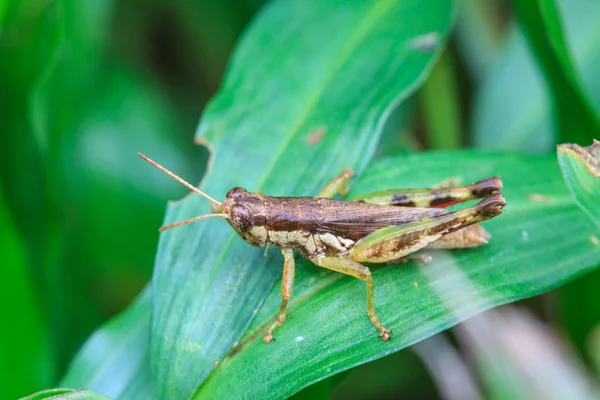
[151,1,455,399]
[0,1,7,28]
[62,149,600,399]
[59,288,151,400]
[508,0,600,144]
[0,183,52,399]
[473,0,600,152]
[420,50,462,149]
[557,140,600,228]
[472,26,553,152]
[1,0,207,372]
[194,151,600,399]
[20,388,111,400]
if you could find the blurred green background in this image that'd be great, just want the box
[2,0,600,399]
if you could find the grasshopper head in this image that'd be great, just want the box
[222,187,267,247]
[138,153,268,245]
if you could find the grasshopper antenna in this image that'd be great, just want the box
[159,213,228,232]
[138,153,222,207]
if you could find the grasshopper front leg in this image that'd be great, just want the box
[316,168,354,198]
[263,170,356,343]
[311,256,391,340]
[264,248,296,343]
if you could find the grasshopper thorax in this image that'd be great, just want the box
[222,187,268,247]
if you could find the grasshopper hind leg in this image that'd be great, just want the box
[350,194,506,264]
[390,223,493,266]
[351,177,502,208]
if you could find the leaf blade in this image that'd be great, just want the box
[473,0,600,152]
[150,1,456,399]
[508,0,600,144]
[60,288,151,400]
[194,151,600,399]
[557,140,600,228]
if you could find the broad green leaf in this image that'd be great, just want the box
[0,183,52,399]
[194,151,600,399]
[510,0,600,145]
[20,388,111,400]
[557,140,600,228]
[60,288,151,400]
[150,1,455,399]
[473,0,600,152]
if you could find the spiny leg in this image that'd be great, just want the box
[264,248,296,343]
[351,177,502,208]
[350,193,506,263]
[317,168,354,198]
[312,256,391,340]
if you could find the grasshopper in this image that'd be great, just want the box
[140,153,505,342]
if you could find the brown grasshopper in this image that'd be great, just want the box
[140,153,506,342]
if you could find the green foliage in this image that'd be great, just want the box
[5,0,600,399]
[473,0,600,152]
[59,289,151,399]
[153,1,454,398]
[20,389,111,400]
[195,151,600,399]
[558,140,600,227]
[0,185,52,399]
[510,0,600,144]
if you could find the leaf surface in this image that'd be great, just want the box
[150,1,455,399]
[195,151,600,399]
[20,388,111,400]
[60,289,151,400]
[510,0,600,144]
[473,0,600,152]
[557,140,600,228]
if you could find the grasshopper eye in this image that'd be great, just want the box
[226,187,248,199]
[231,204,254,232]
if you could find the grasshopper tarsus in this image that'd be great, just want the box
[263,331,274,343]
[470,176,503,197]
[141,154,506,343]
[474,193,506,217]
[380,329,391,341]
[369,313,391,341]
